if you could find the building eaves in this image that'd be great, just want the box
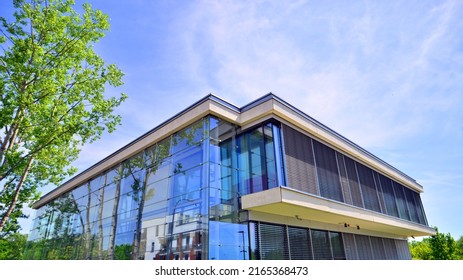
[33,93,423,209]
[248,93,419,186]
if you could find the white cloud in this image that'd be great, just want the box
[168,0,463,151]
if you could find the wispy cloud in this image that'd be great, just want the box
[170,0,463,150]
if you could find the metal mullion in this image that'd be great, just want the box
[309,229,315,260]
[417,193,429,225]
[286,225,291,260]
[353,162,365,208]
[367,236,374,260]
[352,234,359,260]
[400,185,411,221]
[310,139,321,196]
[342,155,354,206]
[389,179,400,218]
[334,152,346,203]
[328,231,334,260]
[273,124,286,187]
[372,171,384,214]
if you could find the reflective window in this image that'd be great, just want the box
[145,137,172,167]
[172,120,205,154]
[209,221,249,260]
[143,177,169,208]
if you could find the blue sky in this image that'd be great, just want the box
[3,0,462,239]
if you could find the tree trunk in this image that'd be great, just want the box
[0,156,33,233]
[107,174,121,259]
[131,174,147,259]
[97,176,106,259]
[84,183,92,259]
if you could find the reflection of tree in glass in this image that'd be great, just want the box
[27,119,205,259]
[38,194,84,259]
[107,166,122,259]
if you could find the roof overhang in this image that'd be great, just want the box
[242,187,436,237]
[33,93,425,209]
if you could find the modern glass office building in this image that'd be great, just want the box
[24,94,435,260]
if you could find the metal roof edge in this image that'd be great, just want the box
[245,93,420,186]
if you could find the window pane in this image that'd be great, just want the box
[282,124,318,195]
[288,227,313,260]
[393,182,410,220]
[356,163,381,212]
[378,173,399,217]
[370,236,386,259]
[355,235,373,260]
[344,157,364,208]
[313,140,344,202]
[172,120,204,154]
[311,229,332,260]
[258,223,289,260]
[330,232,346,260]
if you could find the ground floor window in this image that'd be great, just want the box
[249,221,411,260]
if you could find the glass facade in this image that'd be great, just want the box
[25,114,425,260]
[25,117,281,260]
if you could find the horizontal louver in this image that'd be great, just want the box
[404,187,420,223]
[378,173,399,218]
[370,236,386,259]
[258,223,289,260]
[356,163,381,212]
[313,140,344,202]
[344,157,364,208]
[355,235,373,260]
[337,152,352,205]
[282,125,318,195]
[382,238,399,260]
[342,233,358,260]
[288,227,313,260]
[281,124,428,226]
[393,182,410,221]
[311,229,332,260]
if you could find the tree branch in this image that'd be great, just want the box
[0,156,34,233]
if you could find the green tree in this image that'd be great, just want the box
[0,0,126,236]
[409,227,462,260]
[458,236,463,257]
[429,227,459,260]
[409,238,432,260]
[0,232,27,259]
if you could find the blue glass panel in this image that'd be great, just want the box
[103,182,117,203]
[142,200,168,220]
[143,177,169,208]
[172,144,203,175]
[117,191,140,216]
[208,221,249,260]
[170,165,203,198]
[89,175,105,193]
[120,169,145,196]
[106,166,122,185]
[147,159,171,184]
[71,184,88,201]
[145,137,172,167]
[172,120,205,154]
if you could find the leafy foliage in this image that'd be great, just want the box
[0,232,27,259]
[0,0,126,236]
[409,227,463,260]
